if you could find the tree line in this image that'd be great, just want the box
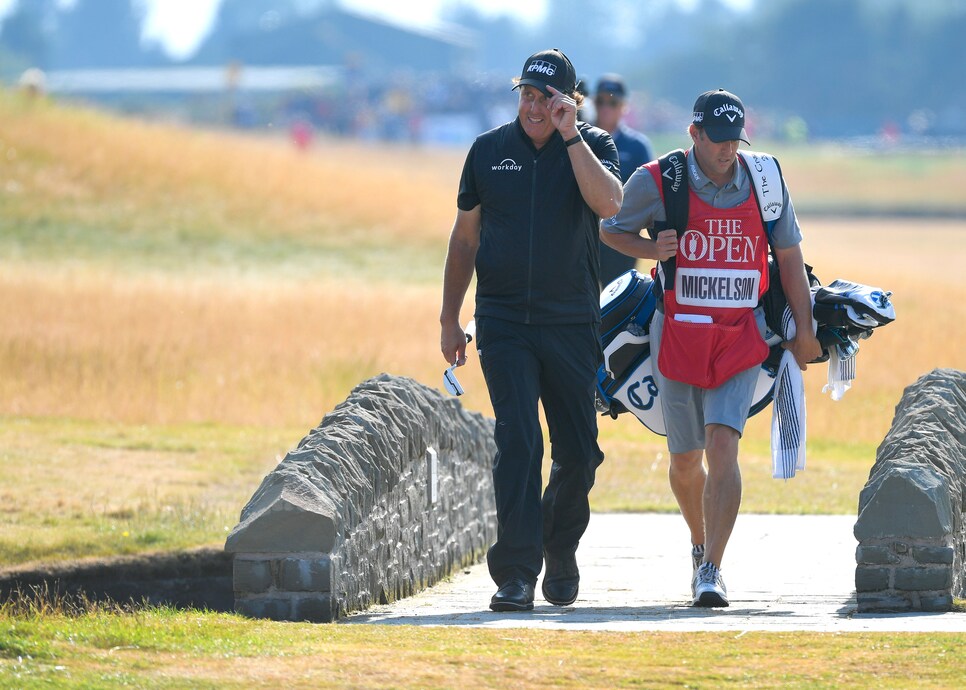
[2,0,963,137]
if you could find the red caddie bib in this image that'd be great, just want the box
[657,183,770,389]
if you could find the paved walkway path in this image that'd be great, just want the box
[346,514,966,632]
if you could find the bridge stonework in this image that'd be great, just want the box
[225,374,497,622]
[854,368,966,612]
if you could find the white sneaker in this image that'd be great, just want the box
[692,562,729,607]
[690,545,705,599]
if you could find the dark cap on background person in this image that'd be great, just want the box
[692,88,750,144]
[513,49,577,98]
[595,74,627,100]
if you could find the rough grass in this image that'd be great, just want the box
[778,143,966,215]
[0,90,459,282]
[2,218,962,434]
[0,417,296,566]
[0,264,450,427]
[1,85,965,690]
[648,132,966,215]
[0,604,964,689]
[0,414,870,570]
[1,89,965,566]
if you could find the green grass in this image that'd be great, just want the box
[0,604,964,689]
[591,421,876,515]
[0,416,302,567]
[647,132,966,215]
[0,414,874,569]
[0,213,446,283]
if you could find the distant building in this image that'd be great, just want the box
[189,6,476,79]
[43,65,341,95]
[36,6,487,144]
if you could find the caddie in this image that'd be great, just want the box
[600,89,822,606]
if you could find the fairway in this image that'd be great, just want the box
[2,608,965,689]
[1,91,964,687]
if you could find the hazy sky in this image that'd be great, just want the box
[0,0,547,58]
[0,0,750,60]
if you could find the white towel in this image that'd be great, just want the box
[772,349,807,479]
[769,302,813,480]
[822,340,856,401]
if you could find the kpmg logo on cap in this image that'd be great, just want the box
[527,60,557,76]
[692,111,704,123]
[713,103,744,122]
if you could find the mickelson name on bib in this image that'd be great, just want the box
[675,268,761,309]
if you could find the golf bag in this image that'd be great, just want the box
[594,269,666,433]
[595,268,780,435]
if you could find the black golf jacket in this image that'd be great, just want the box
[458,118,620,325]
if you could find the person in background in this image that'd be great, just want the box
[600,89,821,607]
[575,77,592,122]
[594,74,655,287]
[440,49,622,612]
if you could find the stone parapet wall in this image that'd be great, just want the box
[854,368,966,612]
[225,374,497,622]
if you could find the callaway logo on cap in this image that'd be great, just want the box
[692,88,750,144]
[513,48,577,98]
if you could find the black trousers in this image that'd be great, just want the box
[476,316,605,587]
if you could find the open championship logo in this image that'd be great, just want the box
[682,230,707,261]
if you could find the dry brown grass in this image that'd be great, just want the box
[2,218,959,440]
[1,219,960,522]
[2,92,461,248]
[0,264,473,427]
[792,217,966,440]
[1,92,964,536]
[778,144,966,213]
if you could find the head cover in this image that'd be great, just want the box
[595,74,627,99]
[514,49,577,98]
[692,88,750,144]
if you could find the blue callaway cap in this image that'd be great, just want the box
[513,48,577,98]
[692,88,750,144]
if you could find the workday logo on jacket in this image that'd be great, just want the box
[491,158,523,172]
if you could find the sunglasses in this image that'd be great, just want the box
[443,364,464,396]
[442,320,475,397]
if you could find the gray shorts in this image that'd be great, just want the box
[651,308,767,454]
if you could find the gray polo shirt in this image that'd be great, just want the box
[602,147,802,249]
